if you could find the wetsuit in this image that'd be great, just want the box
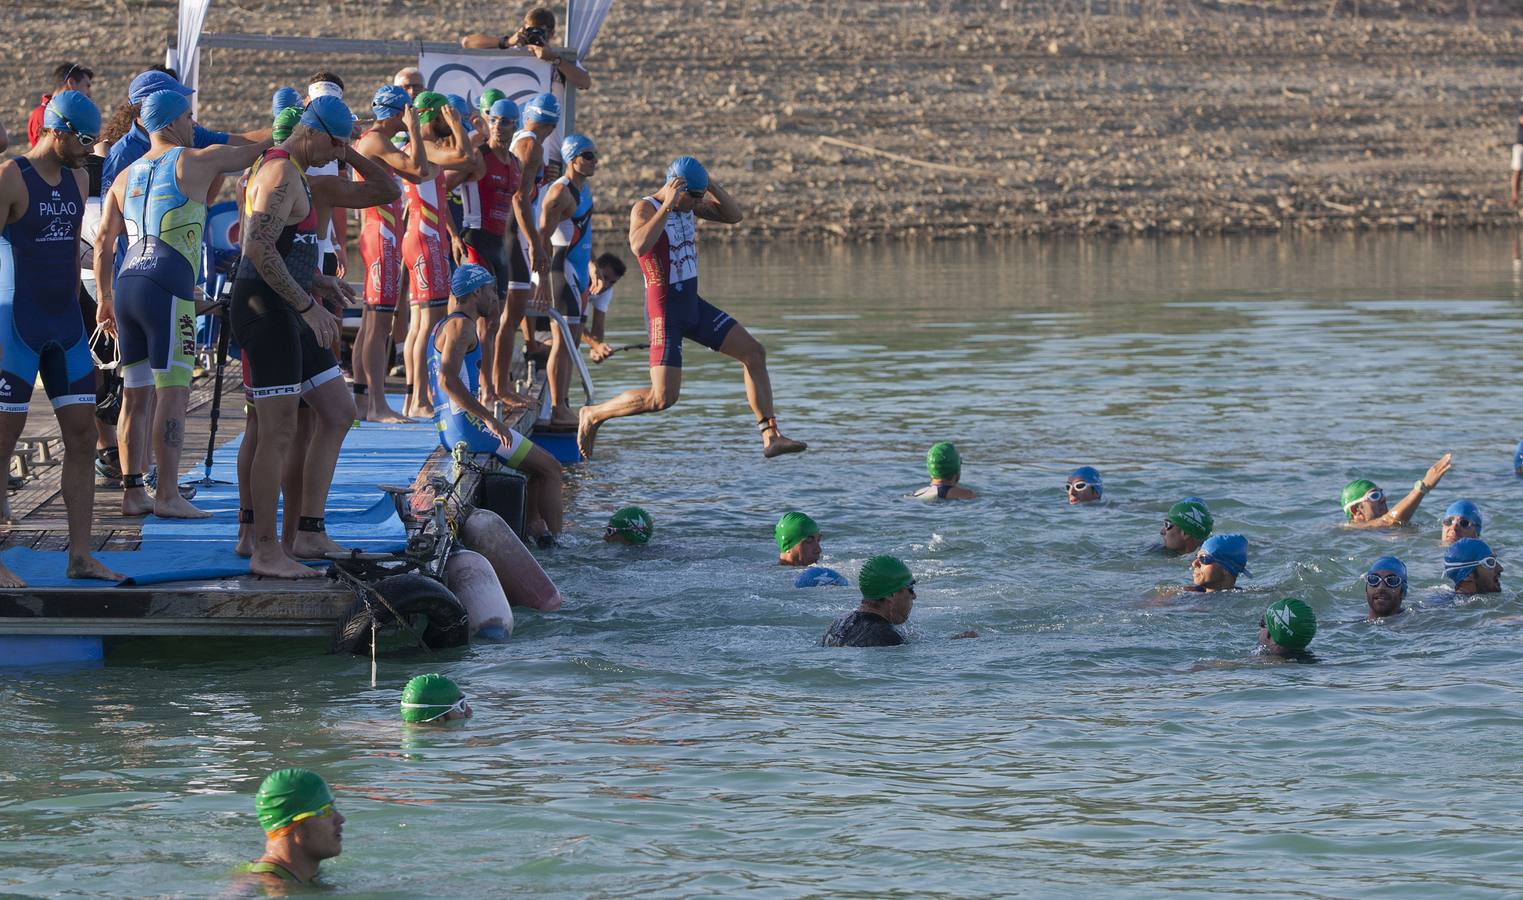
[638,197,735,369]
[508,129,545,293]
[460,148,520,299]
[426,311,534,467]
[115,146,203,389]
[230,148,341,400]
[821,610,904,648]
[0,158,95,413]
[548,174,593,326]
[356,133,403,313]
[402,169,450,306]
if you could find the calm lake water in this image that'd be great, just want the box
[7,231,1523,897]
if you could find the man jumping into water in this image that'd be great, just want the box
[577,156,806,459]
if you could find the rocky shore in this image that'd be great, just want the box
[6,0,1523,241]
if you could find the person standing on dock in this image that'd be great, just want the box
[94,90,272,520]
[492,92,559,406]
[458,97,524,409]
[0,91,122,585]
[537,132,598,429]
[576,156,807,459]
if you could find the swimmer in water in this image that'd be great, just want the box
[822,555,915,647]
[1160,497,1212,555]
[776,511,848,586]
[1341,452,1452,528]
[604,506,653,545]
[239,768,344,887]
[1440,499,1482,545]
[1187,533,1251,593]
[913,442,975,500]
[1444,538,1504,596]
[1259,598,1317,659]
[1363,555,1408,619]
[400,673,472,724]
[1514,440,1523,476]
[1066,466,1102,504]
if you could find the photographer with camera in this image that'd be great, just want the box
[460,7,592,91]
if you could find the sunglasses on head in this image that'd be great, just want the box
[1365,573,1405,588]
[1066,481,1094,494]
[1442,516,1476,530]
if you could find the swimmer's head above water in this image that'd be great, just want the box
[250,768,345,882]
[1364,555,1407,618]
[1192,533,1250,591]
[1067,466,1102,504]
[858,554,915,624]
[401,673,472,724]
[605,506,654,545]
[1260,598,1317,657]
[1444,538,1503,595]
[1341,479,1386,523]
[775,511,821,566]
[1441,499,1482,545]
[926,442,961,483]
[1162,497,1213,554]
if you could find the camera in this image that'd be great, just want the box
[520,26,548,47]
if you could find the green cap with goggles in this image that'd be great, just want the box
[400,673,465,723]
[606,506,654,545]
[1341,479,1379,518]
[255,768,334,833]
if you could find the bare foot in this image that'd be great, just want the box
[763,432,808,458]
[154,494,213,519]
[67,554,124,582]
[577,406,601,458]
[249,549,322,579]
[549,407,579,428]
[235,526,253,559]
[288,530,348,560]
[122,488,155,517]
[368,407,414,424]
[413,404,435,419]
[0,560,26,588]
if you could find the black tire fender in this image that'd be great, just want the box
[330,573,471,654]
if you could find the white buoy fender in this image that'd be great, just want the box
[444,549,515,639]
[460,508,564,611]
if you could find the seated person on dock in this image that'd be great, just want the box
[604,506,653,545]
[1066,466,1102,504]
[1160,497,1212,555]
[1444,538,1504,597]
[429,264,564,544]
[776,511,848,587]
[241,768,344,888]
[1364,556,1408,619]
[400,673,472,724]
[1260,598,1317,660]
[1187,533,1251,593]
[822,555,915,648]
[1341,452,1451,528]
[913,442,974,500]
[1440,499,1482,545]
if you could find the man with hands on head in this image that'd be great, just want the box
[1341,452,1452,529]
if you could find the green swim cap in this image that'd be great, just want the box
[774,511,820,554]
[606,506,654,545]
[414,90,448,124]
[1341,479,1378,517]
[1264,598,1317,651]
[272,106,303,142]
[477,88,506,114]
[859,554,914,601]
[1166,498,1213,541]
[926,442,961,480]
[400,673,464,723]
[255,768,334,833]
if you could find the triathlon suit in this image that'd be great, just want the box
[402,168,450,307]
[426,311,533,468]
[821,610,905,647]
[935,484,951,500]
[240,861,299,883]
[638,197,735,369]
[115,146,204,390]
[548,175,593,326]
[356,131,403,314]
[507,129,545,292]
[460,148,520,300]
[230,148,342,400]
[0,159,95,413]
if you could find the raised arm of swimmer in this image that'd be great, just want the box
[693,180,743,225]
[1382,452,1453,526]
[310,145,403,210]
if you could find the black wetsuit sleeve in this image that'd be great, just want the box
[822,611,905,648]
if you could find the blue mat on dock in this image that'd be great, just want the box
[4,403,440,588]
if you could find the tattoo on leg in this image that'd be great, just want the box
[163,418,182,449]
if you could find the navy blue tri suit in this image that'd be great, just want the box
[0,158,95,413]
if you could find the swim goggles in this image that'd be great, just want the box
[1364,573,1406,588]
[50,113,96,146]
[1161,520,1177,532]
[1442,516,1476,530]
[685,189,705,199]
[400,695,469,721]
[1192,553,1217,568]
[290,803,335,826]
[1066,481,1095,494]
[1445,556,1500,573]
[1351,489,1385,506]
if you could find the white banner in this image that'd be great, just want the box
[418,52,564,158]
[177,0,213,108]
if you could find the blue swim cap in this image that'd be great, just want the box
[451,263,496,299]
[300,95,356,141]
[1444,537,1495,585]
[129,70,194,105]
[272,87,303,118]
[1515,440,1523,476]
[1444,499,1482,533]
[795,566,849,589]
[1069,465,1103,495]
[140,90,190,134]
[523,92,560,125]
[372,85,409,121]
[561,133,596,162]
[487,98,520,122]
[665,156,708,193]
[1367,555,1407,585]
[1199,533,1251,578]
[43,90,101,140]
[445,93,476,133]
